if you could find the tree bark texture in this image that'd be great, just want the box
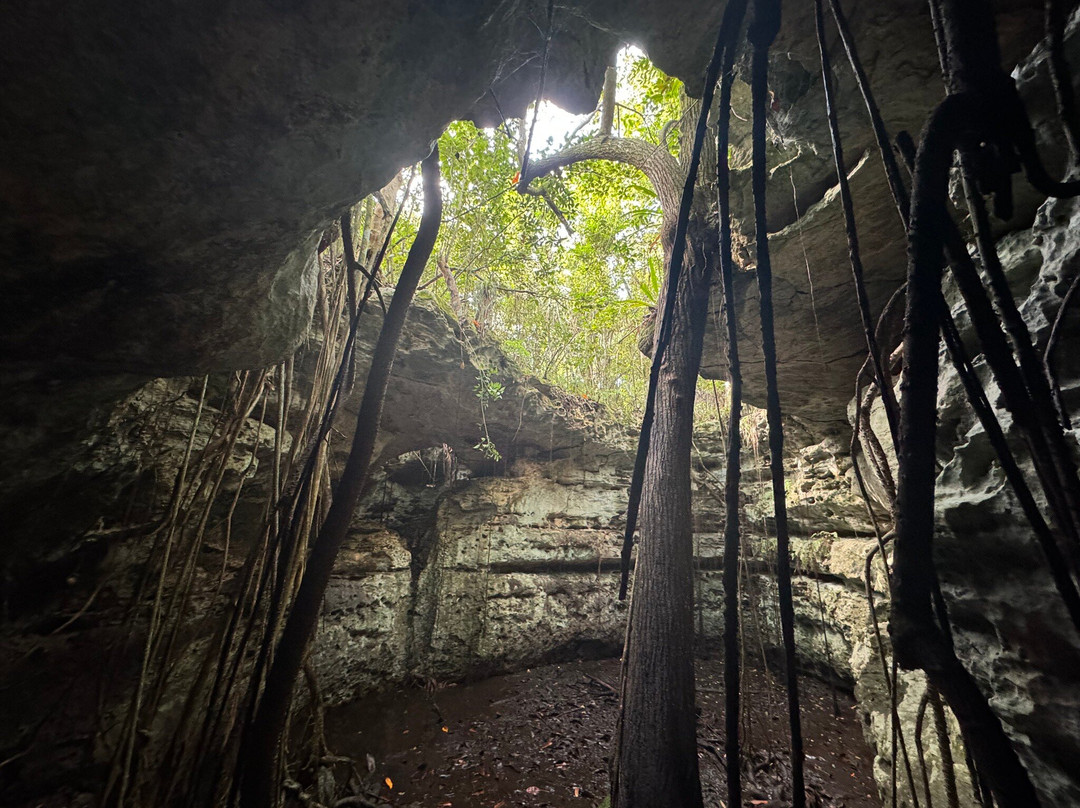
[611,219,713,808]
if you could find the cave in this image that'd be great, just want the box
[2,1,1079,807]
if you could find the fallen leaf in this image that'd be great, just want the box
[526,786,541,795]
[384,777,394,789]
[442,726,449,733]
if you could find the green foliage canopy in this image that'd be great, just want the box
[378,50,734,425]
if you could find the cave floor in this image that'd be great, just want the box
[325,657,879,808]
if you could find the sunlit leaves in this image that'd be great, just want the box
[381,51,690,422]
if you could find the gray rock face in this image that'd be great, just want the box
[929,193,1080,808]
[696,0,1071,438]
[850,188,1080,806]
[312,442,639,703]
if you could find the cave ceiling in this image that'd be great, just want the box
[0,0,1050,436]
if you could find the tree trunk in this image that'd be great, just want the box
[516,58,734,803]
[611,219,713,808]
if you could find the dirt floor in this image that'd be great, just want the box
[324,657,880,808]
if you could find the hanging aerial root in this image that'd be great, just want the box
[850,366,889,548]
[894,78,1042,808]
[1046,0,1080,164]
[170,245,366,807]
[915,691,935,808]
[892,133,1080,633]
[863,538,922,808]
[715,2,750,804]
[833,7,1075,795]
[240,146,443,808]
[960,167,1080,544]
[748,0,805,804]
[928,685,961,808]
[938,299,1080,633]
[813,0,899,446]
[827,0,911,227]
[220,203,408,806]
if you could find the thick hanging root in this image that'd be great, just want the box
[748,1,805,803]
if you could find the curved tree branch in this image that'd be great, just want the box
[518,136,684,223]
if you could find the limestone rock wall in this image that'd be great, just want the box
[850,110,1080,808]
[312,447,636,703]
[308,428,922,807]
[0,299,619,805]
[929,193,1080,807]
